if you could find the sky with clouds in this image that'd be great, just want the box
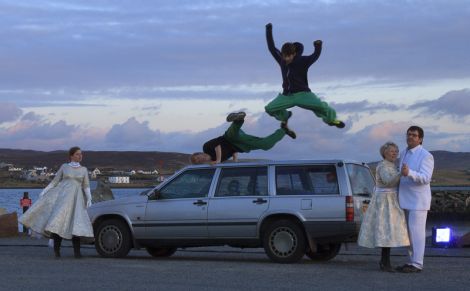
[0,0,469,162]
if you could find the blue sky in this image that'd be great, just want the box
[0,0,469,162]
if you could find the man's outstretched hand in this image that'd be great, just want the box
[266,23,272,30]
[314,40,322,46]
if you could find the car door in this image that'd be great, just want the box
[208,166,269,238]
[143,168,215,238]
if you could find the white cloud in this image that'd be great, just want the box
[0,103,22,123]
[408,89,470,118]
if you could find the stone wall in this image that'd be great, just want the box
[430,190,470,219]
[0,212,18,237]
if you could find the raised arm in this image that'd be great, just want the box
[305,40,323,66]
[266,23,282,64]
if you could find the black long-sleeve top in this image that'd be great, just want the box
[266,26,322,95]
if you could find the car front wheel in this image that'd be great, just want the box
[95,218,132,258]
[262,219,306,263]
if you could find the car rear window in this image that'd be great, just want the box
[345,164,375,197]
[275,165,339,195]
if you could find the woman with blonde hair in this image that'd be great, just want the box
[19,146,94,258]
[358,141,410,272]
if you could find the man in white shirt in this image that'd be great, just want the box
[397,126,434,273]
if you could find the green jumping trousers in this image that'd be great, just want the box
[264,91,337,124]
[224,120,286,153]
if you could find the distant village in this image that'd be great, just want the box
[0,162,170,184]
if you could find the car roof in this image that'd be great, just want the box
[186,159,368,170]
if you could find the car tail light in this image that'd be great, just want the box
[346,196,354,222]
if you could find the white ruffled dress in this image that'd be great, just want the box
[358,160,410,248]
[19,163,94,239]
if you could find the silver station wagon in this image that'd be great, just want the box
[87,160,374,263]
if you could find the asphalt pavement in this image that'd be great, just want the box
[1,235,469,291]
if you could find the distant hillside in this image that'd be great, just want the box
[0,149,191,173]
[1,149,469,173]
[431,151,470,170]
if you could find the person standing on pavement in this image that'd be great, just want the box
[358,141,410,272]
[19,147,94,259]
[396,126,434,273]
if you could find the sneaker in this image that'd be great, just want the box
[281,122,297,139]
[226,112,246,122]
[328,120,345,129]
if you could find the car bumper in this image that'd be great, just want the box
[303,221,360,243]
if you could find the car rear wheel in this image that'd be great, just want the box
[146,247,177,257]
[95,219,132,258]
[306,243,341,261]
[262,219,306,263]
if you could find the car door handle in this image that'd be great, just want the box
[252,198,268,204]
[193,200,207,206]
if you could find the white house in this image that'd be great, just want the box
[108,176,130,184]
[90,168,101,179]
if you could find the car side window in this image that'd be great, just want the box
[276,165,339,195]
[159,169,215,199]
[215,167,268,197]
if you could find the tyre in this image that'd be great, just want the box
[95,219,132,258]
[262,219,306,263]
[146,247,178,257]
[306,243,341,261]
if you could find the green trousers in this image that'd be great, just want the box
[264,91,337,124]
[224,120,286,153]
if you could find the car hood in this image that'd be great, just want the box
[89,195,148,209]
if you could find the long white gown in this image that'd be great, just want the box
[358,160,410,248]
[19,163,94,240]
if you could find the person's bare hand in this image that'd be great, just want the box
[401,163,409,176]
[314,40,322,46]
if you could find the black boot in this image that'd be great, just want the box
[379,247,394,272]
[52,233,62,259]
[72,236,82,258]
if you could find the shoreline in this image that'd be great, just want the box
[1,185,469,190]
[0,184,154,189]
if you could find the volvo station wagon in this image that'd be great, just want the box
[87,160,374,263]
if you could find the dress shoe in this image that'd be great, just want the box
[398,264,422,273]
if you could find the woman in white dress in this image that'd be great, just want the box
[19,147,94,258]
[358,141,410,272]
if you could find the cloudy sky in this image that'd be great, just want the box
[0,0,469,162]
